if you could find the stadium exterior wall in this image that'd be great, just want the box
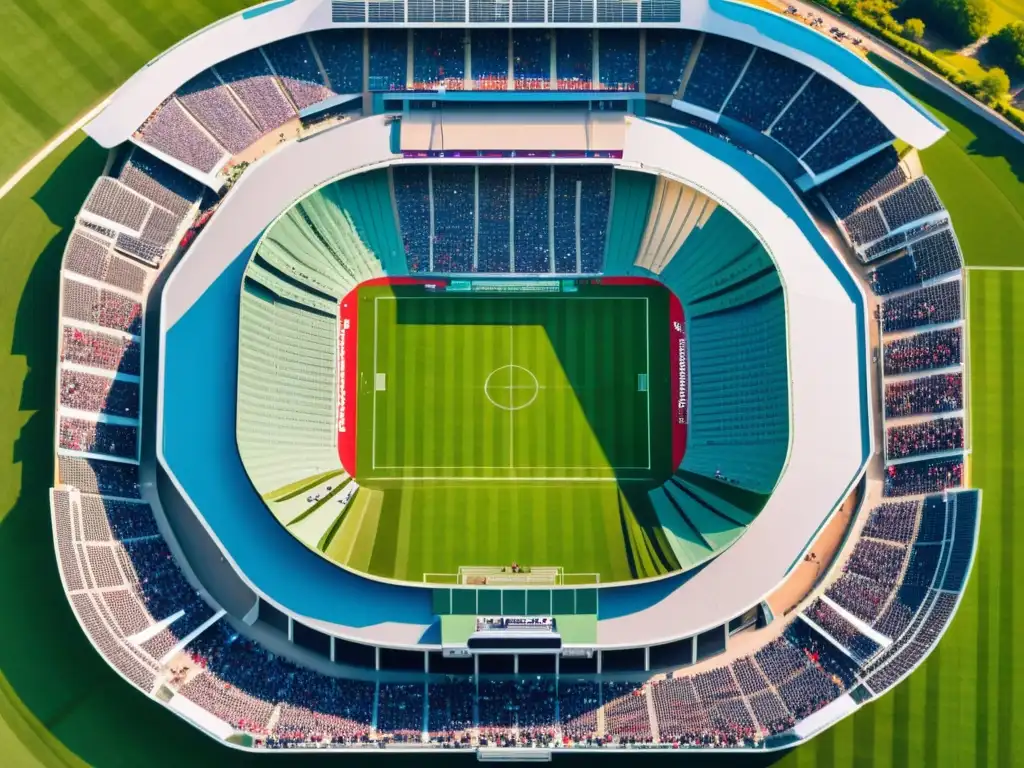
[156,113,869,651]
[84,0,944,152]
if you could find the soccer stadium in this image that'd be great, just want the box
[2,0,1022,764]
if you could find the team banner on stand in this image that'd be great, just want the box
[669,292,688,470]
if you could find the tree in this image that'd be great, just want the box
[903,17,927,40]
[978,67,1011,102]
[988,22,1024,72]
[908,0,991,45]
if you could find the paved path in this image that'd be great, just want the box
[770,0,1024,143]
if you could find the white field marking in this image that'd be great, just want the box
[372,465,650,470]
[645,297,651,471]
[484,364,541,411]
[508,300,514,469]
[370,293,653,478]
[370,475,623,482]
[963,265,1024,271]
[372,296,380,470]
[0,98,109,202]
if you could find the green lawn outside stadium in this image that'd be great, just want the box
[0,10,1023,768]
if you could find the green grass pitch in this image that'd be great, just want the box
[335,284,676,583]
[0,20,1023,768]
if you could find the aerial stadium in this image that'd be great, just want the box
[25,0,997,757]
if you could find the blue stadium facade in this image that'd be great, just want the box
[48,0,978,754]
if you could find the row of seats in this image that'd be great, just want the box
[133,27,889,178]
[869,229,962,295]
[393,165,612,275]
[52,489,216,692]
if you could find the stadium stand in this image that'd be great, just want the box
[237,286,341,495]
[176,71,261,154]
[477,166,512,272]
[883,327,962,376]
[308,29,365,93]
[513,165,551,273]
[136,99,225,174]
[883,457,963,496]
[802,599,880,661]
[819,147,908,218]
[881,280,961,332]
[602,682,653,743]
[598,29,639,90]
[768,75,854,158]
[263,36,333,110]
[431,165,475,272]
[60,370,139,418]
[413,29,466,90]
[83,178,152,232]
[471,29,510,90]
[861,501,919,544]
[215,48,297,133]
[878,178,944,231]
[869,230,962,295]
[59,417,137,459]
[802,105,893,174]
[558,681,600,742]
[684,35,753,113]
[555,29,593,89]
[886,417,964,459]
[644,29,696,94]
[512,30,552,89]
[393,165,432,272]
[680,292,788,494]
[368,29,408,90]
[721,48,811,131]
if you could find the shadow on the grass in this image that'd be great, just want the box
[869,53,1024,185]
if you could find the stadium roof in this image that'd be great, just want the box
[158,113,869,648]
[85,0,944,152]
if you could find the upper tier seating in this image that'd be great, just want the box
[820,147,908,218]
[136,99,225,174]
[644,30,696,94]
[471,29,510,90]
[512,30,551,89]
[555,29,593,89]
[598,29,639,90]
[215,48,297,133]
[413,29,466,90]
[308,29,364,93]
[722,48,811,131]
[802,105,893,174]
[263,36,333,110]
[769,75,854,158]
[176,70,260,154]
[684,35,753,113]
[368,29,408,90]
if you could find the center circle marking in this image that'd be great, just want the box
[484,365,540,411]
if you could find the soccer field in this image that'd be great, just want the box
[358,286,668,480]
[341,283,677,583]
